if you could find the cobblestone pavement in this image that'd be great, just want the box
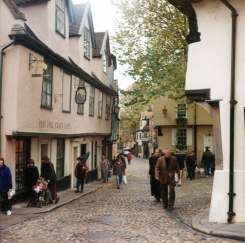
[0,158,237,243]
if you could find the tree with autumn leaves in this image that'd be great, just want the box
[113,0,188,144]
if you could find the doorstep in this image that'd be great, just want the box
[0,181,103,230]
[192,209,245,241]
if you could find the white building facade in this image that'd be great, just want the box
[0,0,118,194]
[168,0,245,223]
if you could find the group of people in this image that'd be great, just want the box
[74,152,130,193]
[149,147,215,210]
[0,156,60,216]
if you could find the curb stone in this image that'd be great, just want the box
[192,210,245,241]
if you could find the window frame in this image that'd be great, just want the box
[89,86,95,117]
[83,27,91,60]
[56,138,65,179]
[176,104,187,119]
[98,91,103,119]
[62,72,72,113]
[105,95,111,120]
[103,52,107,73]
[77,80,85,115]
[41,60,53,110]
[55,0,66,38]
[176,128,187,149]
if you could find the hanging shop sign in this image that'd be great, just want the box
[75,86,87,104]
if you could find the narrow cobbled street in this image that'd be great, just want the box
[0,158,235,243]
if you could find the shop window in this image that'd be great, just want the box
[41,60,53,109]
[15,139,31,193]
[56,139,65,178]
[56,0,66,36]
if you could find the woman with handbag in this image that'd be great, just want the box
[0,157,13,216]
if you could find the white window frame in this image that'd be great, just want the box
[176,104,187,119]
[84,27,91,59]
[56,0,66,36]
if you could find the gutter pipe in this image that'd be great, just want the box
[220,0,238,224]
[0,42,14,155]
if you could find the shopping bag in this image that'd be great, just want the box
[123,175,127,184]
[8,189,15,199]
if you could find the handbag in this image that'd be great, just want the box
[123,175,127,184]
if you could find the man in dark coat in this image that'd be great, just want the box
[149,149,161,202]
[25,159,39,201]
[186,150,196,180]
[0,158,12,215]
[155,149,180,210]
[41,156,59,204]
[75,156,88,193]
[202,147,213,177]
[113,156,124,189]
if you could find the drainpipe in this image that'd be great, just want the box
[0,42,14,155]
[220,0,238,224]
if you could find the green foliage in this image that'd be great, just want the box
[113,0,188,104]
[113,0,188,143]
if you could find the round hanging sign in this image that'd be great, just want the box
[75,86,87,105]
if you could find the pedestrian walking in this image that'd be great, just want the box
[113,156,124,189]
[186,150,196,180]
[202,147,213,177]
[100,154,110,183]
[25,159,39,205]
[155,149,180,210]
[75,154,89,192]
[0,158,13,216]
[149,149,161,202]
[210,153,215,176]
[41,156,59,204]
[127,152,132,165]
[175,150,186,186]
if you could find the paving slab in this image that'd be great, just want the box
[0,181,103,230]
[192,209,245,241]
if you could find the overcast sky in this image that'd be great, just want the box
[72,0,134,90]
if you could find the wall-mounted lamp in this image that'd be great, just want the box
[162,106,168,117]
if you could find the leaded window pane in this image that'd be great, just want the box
[56,0,65,36]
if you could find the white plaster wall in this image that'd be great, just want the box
[188,0,245,222]
[0,1,22,46]
[19,1,70,59]
[5,46,112,136]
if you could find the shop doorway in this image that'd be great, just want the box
[15,138,31,193]
[80,144,87,156]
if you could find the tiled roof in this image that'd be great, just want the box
[69,4,86,37]
[3,0,26,20]
[15,0,49,5]
[93,32,105,57]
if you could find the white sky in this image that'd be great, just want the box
[72,0,134,90]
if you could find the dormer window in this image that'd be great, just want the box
[56,0,66,37]
[84,27,91,59]
[103,52,107,73]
